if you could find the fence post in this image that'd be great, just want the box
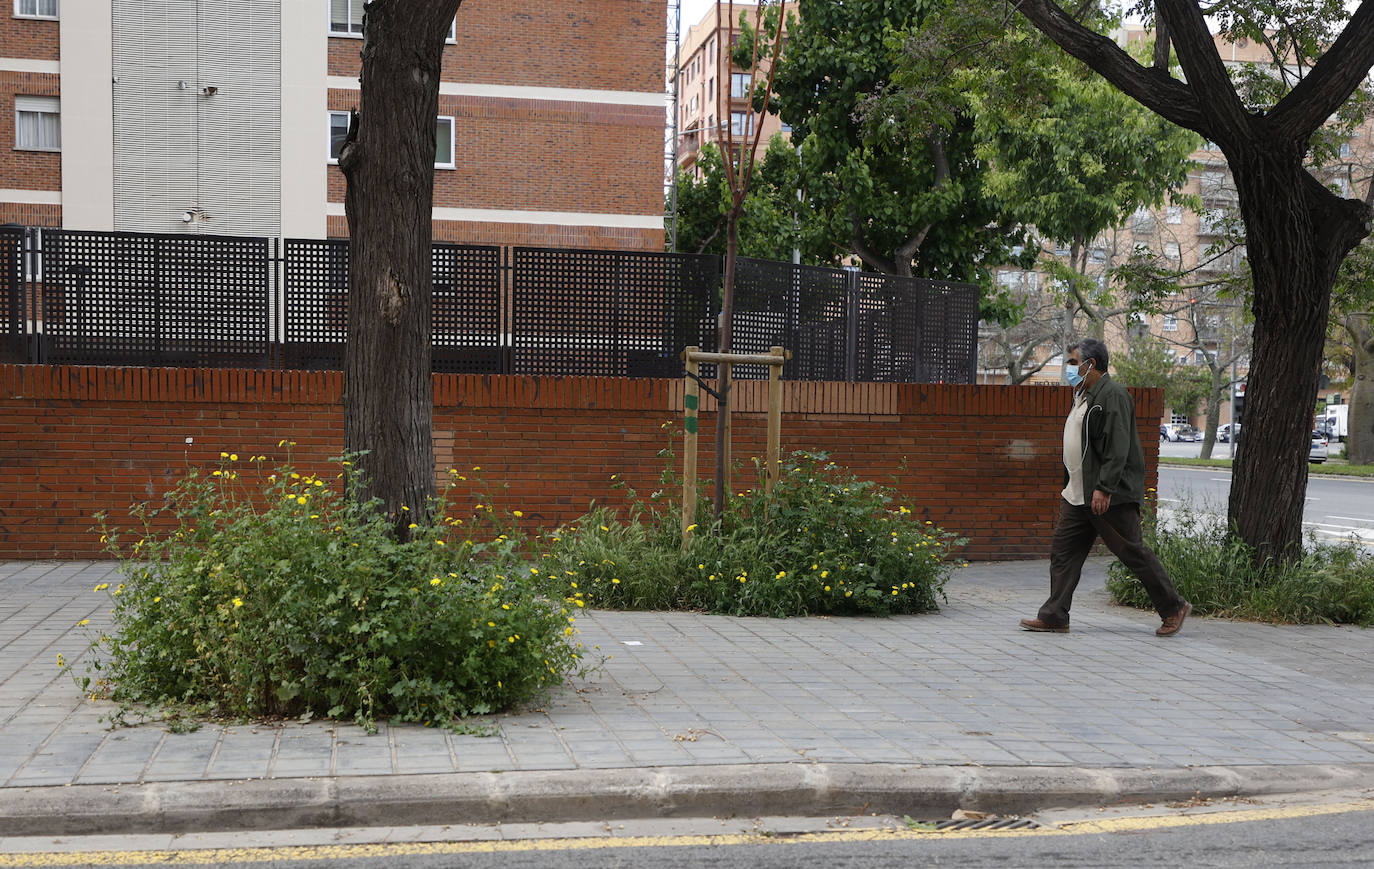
[681,345,700,547]
[766,345,785,494]
[845,266,860,382]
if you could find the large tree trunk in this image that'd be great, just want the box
[1227,148,1366,561]
[1344,314,1374,464]
[338,0,462,538]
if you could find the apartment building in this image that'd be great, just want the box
[673,1,789,175]
[0,0,666,249]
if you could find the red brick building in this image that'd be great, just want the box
[0,1,666,249]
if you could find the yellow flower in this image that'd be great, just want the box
[94,583,109,591]
[574,599,585,607]
[77,619,89,627]
[229,453,238,462]
[611,578,621,584]
[430,578,442,586]
[472,466,481,472]
[232,597,244,608]
[296,496,307,505]
[824,586,831,592]
[220,451,228,458]
[820,570,829,579]
[502,604,511,610]
[314,480,323,487]
[775,570,786,579]
[844,590,852,598]
[530,567,540,575]
[56,654,65,668]
[212,470,223,477]
[686,523,698,532]
[513,510,524,518]
[600,525,610,532]
[401,505,410,512]
[153,596,161,603]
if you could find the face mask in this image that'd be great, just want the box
[1065,360,1089,387]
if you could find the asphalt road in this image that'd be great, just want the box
[7,800,1372,868]
[1158,464,1374,545]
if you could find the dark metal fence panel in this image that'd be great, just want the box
[38,230,272,368]
[0,229,24,364]
[3,226,979,382]
[853,273,979,383]
[280,238,348,370]
[510,247,718,377]
[432,243,504,374]
[916,278,980,384]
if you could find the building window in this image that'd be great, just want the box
[329,0,363,35]
[1167,205,1182,224]
[1131,207,1153,233]
[15,96,60,151]
[1162,313,1178,332]
[328,111,350,161]
[435,116,454,169]
[730,111,753,137]
[328,111,454,170]
[14,0,57,18]
[1089,246,1106,263]
[1164,242,1180,260]
[1340,142,1352,158]
[731,73,752,99]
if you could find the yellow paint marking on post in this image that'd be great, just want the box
[4,800,1370,867]
[681,345,700,548]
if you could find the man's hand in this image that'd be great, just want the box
[1092,490,1111,515]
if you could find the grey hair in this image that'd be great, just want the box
[1072,337,1109,373]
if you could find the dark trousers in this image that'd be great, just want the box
[1039,498,1186,625]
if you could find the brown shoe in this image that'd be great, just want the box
[1156,601,1192,637]
[1019,617,1069,633]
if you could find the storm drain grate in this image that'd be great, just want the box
[933,817,1042,831]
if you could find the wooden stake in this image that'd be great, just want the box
[682,346,700,547]
[766,346,783,493]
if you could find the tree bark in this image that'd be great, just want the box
[1226,148,1366,561]
[1343,314,1374,464]
[339,0,462,538]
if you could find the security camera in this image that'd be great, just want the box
[182,210,194,223]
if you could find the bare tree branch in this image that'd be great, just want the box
[1268,0,1374,141]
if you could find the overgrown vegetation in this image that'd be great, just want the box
[84,453,583,732]
[77,448,966,730]
[538,451,966,618]
[1107,496,1374,625]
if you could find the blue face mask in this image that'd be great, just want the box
[1065,359,1089,387]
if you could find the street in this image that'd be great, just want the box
[1158,461,1374,546]
[4,798,1372,868]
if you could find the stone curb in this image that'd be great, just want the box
[4,762,1374,837]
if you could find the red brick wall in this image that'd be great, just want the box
[325,92,663,216]
[327,1,664,91]
[324,216,663,250]
[0,15,58,61]
[0,72,61,192]
[0,365,1161,561]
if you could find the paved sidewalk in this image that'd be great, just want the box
[1,559,1372,835]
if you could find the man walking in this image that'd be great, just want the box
[1020,338,1192,636]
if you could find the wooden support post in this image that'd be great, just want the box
[720,361,732,505]
[766,346,784,494]
[682,346,700,547]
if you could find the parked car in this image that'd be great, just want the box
[1178,425,1203,442]
[1160,423,1195,442]
[1218,423,1241,443]
[1310,431,1329,463]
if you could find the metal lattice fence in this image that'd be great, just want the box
[38,230,273,368]
[0,229,24,364]
[5,228,978,383]
[510,247,717,377]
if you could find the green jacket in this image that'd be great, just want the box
[1070,373,1146,507]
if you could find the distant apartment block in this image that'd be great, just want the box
[0,0,667,249]
[673,0,790,175]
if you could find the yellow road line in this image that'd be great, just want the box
[3,800,1372,866]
